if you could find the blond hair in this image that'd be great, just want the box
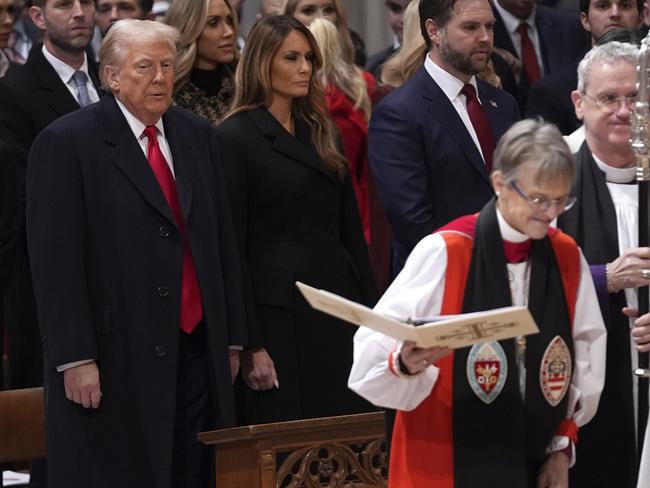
[282,0,355,65]
[164,0,238,91]
[227,15,347,178]
[308,18,370,120]
[100,19,179,90]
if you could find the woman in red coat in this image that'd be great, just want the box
[309,17,374,244]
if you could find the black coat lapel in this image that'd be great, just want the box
[414,68,491,185]
[99,96,178,227]
[27,45,81,115]
[246,106,336,182]
[163,108,198,222]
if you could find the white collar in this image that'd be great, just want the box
[41,45,91,85]
[114,97,166,142]
[496,206,530,243]
[493,0,537,33]
[424,53,480,103]
[592,153,636,184]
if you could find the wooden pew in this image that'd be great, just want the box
[199,412,387,487]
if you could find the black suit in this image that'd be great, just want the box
[0,44,101,389]
[216,107,377,425]
[491,3,587,109]
[525,62,580,135]
[27,95,247,488]
[0,141,20,389]
[369,66,520,274]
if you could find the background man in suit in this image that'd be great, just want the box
[0,0,99,409]
[26,19,247,488]
[525,0,642,134]
[366,0,411,76]
[370,0,520,277]
[87,0,154,61]
[491,0,587,110]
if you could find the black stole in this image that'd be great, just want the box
[453,199,574,487]
[557,143,637,487]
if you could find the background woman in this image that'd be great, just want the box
[165,0,237,125]
[308,17,373,244]
[282,0,365,67]
[216,15,377,424]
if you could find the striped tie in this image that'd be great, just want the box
[72,70,91,107]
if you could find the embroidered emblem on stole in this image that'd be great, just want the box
[540,335,572,406]
[467,341,508,404]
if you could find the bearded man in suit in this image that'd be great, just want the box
[26,19,247,488]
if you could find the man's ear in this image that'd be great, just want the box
[104,65,120,93]
[426,18,441,47]
[29,5,46,31]
[579,12,591,33]
[571,90,584,121]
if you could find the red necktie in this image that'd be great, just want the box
[144,126,203,334]
[516,23,541,85]
[461,84,495,172]
[503,239,532,263]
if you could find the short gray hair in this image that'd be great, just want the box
[493,119,575,186]
[577,41,639,93]
[99,20,180,90]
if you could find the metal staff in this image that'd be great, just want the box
[630,33,650,464]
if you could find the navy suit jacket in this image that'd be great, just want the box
[492,3,587,109]
[369,65,520,273]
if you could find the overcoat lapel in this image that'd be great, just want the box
[28,45,81,116]
[414,68,491,186]
[99,96,178,228]
[163,109,197,222]
[246,106,337,182]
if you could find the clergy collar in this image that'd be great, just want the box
[496,207,530,243]
[592,153,636,184]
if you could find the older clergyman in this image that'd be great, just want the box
[26,19,247,488]
[559,41,647,488]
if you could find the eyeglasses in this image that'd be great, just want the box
[582,92,637,114]
[509,181,576,213]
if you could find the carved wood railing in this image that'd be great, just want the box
[199,412,387,488]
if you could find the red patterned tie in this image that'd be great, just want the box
[143,126,203,334]
[461,84,495,172]
[516,22,541,85]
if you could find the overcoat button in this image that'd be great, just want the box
[158,226,170,237]
[154,345,166,357]
[157,286,168,297]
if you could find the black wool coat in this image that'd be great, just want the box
[26,96,248,488]
[216,106,377,424]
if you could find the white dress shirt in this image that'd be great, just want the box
[423,54,486,163]
[493,0,545,74]
[42,45,100,105]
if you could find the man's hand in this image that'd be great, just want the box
[537,451,569,488]
[624,307,650,352]
[241,348,278,391]
[607,247,650,292]
[399,341,450,374]
[229,349,240,384]
[63,361,101,409]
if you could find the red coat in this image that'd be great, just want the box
[324,72,376,244]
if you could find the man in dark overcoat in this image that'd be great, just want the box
[26,19,247,488]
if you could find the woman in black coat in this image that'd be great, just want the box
[216,15,377,424]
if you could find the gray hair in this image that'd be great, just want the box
[494,119,575,186]
[99,19,180,90]
[577,41,639,93]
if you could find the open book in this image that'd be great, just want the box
[296,282,539,349]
